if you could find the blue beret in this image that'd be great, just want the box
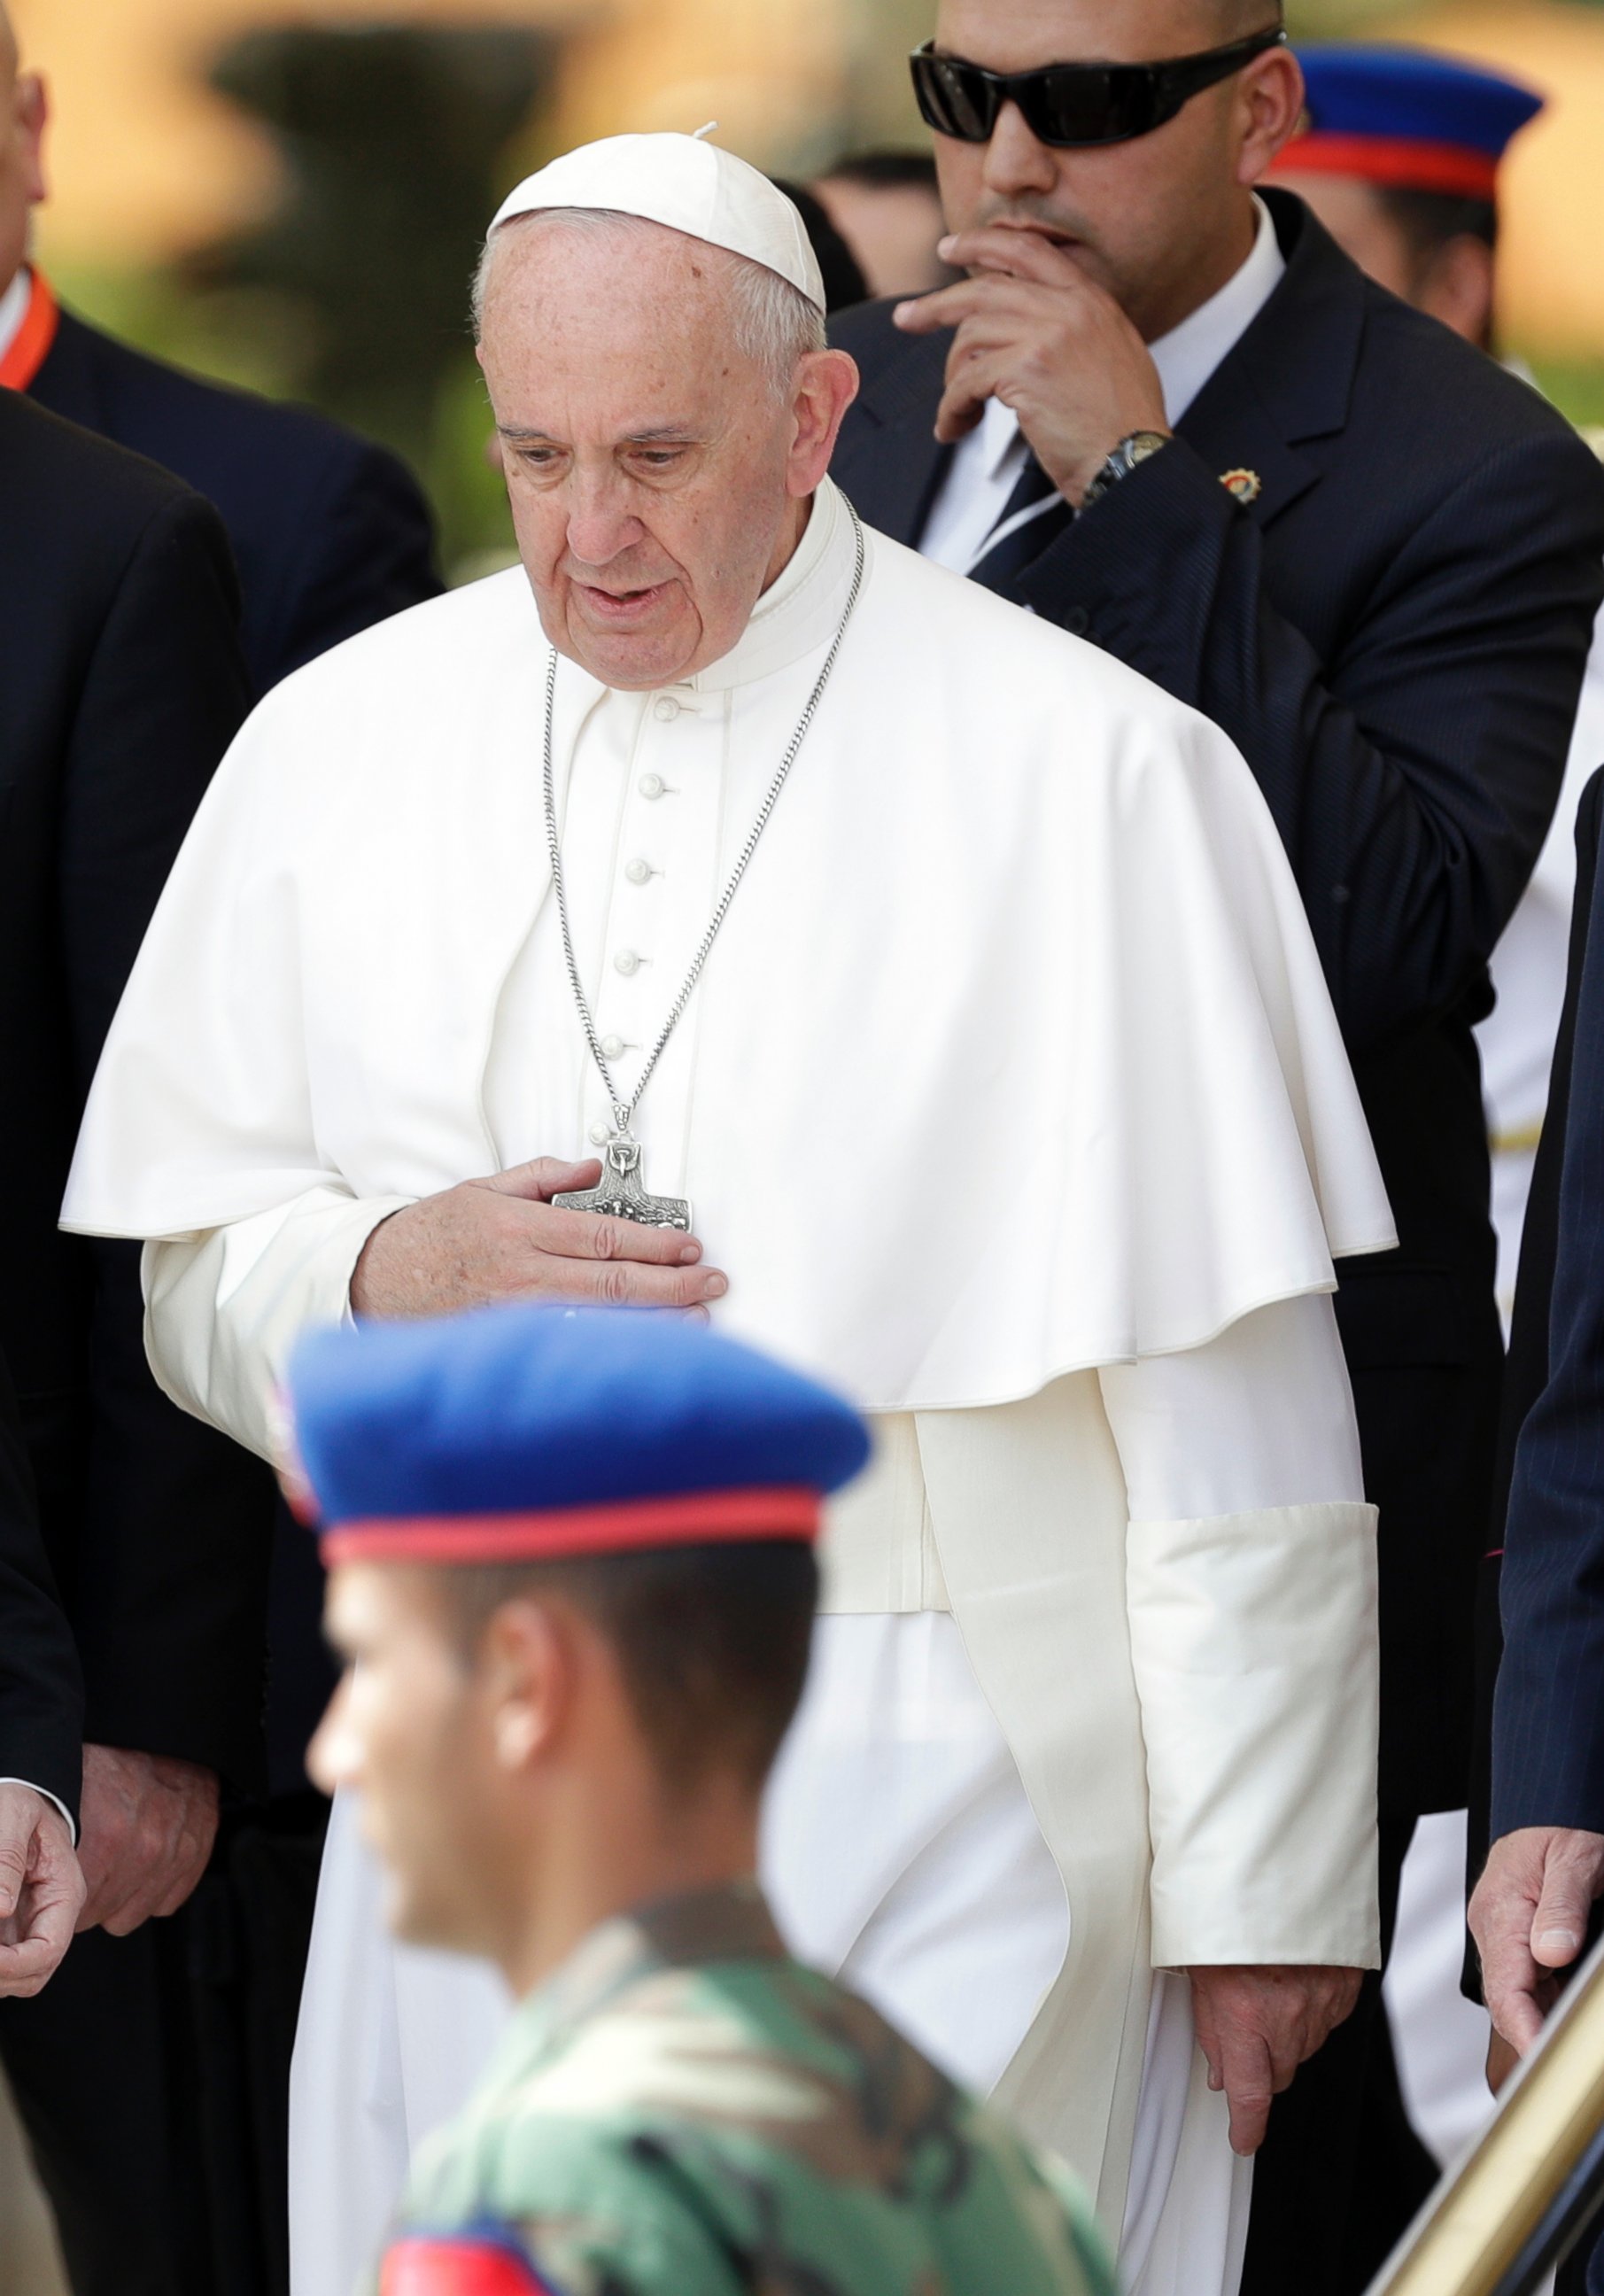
[287,1303,870,1563]
[1275,45,1544,197]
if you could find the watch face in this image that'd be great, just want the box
[1127,432,1167,466]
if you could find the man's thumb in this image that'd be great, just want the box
[483,1157,601,1203]
[0,1806,33,1920]
[1533,1863,1593,1967]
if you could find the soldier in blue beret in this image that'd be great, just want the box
[287,1302,1118,2296]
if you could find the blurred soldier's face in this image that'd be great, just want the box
[1271,169,1495,345]
[928,0,1304,342]
[0,10,46,295]
[312,1563,518,1955]
[478,220,856,691]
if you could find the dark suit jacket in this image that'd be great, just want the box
[831,190,1604,1814]
[0,1342,81,1827]
[29,305,442,697]
[0,389,275,1792]
[1492,768,1604,1837]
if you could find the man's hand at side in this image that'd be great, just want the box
[1469,1825,1604,2056]
[892,227,1170,506]
[0,1784,85,1996]
[1189,1964,1363,2154]
[76,1747,219,1936]
[350,1157,728,1320]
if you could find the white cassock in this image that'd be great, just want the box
[65,476,1394,2296]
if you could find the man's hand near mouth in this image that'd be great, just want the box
[893,223,1169,508]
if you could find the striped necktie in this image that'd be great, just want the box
[967,448,1072,593]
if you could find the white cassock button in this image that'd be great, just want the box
[653,695,680,722]
[614,950,640,977]
[624,858,652,886]
[639,772,665,799]
[588,1122,609,1145]
[600,1034,625,1059]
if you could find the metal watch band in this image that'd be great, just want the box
[1081,430,1172,508]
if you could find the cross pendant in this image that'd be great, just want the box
[552,1133,693,1232]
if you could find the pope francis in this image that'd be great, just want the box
[65,136,1395,2296]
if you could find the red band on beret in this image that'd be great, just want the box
[382,2234,556,2296]
[0,270,58,393]
[321,1484,820,1565]
[1269,132,1501,200]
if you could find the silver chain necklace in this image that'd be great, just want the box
[546,504,867,1230]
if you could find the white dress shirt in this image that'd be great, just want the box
[919,196,1286,576]
[0,265,31,366]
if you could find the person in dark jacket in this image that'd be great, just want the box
[825,1,1604,2286]
[0,1341,84,1998]
[1471,768,1604,2296]
[0,3,441,699]
[0,384,274,2294]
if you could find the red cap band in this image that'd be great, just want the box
[320,1484,820,1566]
[0,270,59,393]
[1269,132,1501,200]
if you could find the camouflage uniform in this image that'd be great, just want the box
[375,1881,1117,2296]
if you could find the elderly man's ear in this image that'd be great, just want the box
[17,72,47,205]
[786,349,859,499]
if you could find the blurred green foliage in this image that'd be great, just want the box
[55,255,515,578]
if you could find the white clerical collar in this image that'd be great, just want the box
[684,474,856,694]
[0,266,31,365]
[1149,194,1283,426]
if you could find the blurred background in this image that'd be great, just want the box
[14,0,1604,579]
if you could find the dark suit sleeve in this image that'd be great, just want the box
[1026,428,1604,1054]
[270,438,442,684]
[58,491,275,1790]
[1492,769,1604,1838]
[0,1346,82,1828]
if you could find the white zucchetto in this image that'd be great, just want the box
[486,131,826,313]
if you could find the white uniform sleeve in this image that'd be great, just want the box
[142,1188,415,1461]
[1098,1292,1380,1971]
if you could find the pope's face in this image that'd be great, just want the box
[478,220,855,690]
[310,1563,510,1954]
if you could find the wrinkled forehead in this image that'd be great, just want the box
[482,216,763,428]
[487,210,741,330]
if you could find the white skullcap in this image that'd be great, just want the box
[487,130,825,313]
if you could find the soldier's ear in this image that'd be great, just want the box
[484,1597,574,1772]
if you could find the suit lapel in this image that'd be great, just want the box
[1176,194,1368,531]
[831,314,953,545]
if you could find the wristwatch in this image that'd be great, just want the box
[1081,430,1171,508]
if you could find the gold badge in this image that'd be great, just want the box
[1220,467,1262,505]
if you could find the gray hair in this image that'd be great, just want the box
[470,207,825,395]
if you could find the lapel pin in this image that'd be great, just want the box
[1220,468,1263,505]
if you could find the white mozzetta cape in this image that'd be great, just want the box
[66,477,1391,1400]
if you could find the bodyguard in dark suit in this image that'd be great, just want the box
[0,387,275,2293]
[1470,770,1604,2293]
[829,1,1604,2284]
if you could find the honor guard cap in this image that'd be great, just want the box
[287,1303,870,1567]
[487,132,827,313]
[1271,45,1545,200]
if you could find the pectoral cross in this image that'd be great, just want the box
[552,1130,693,1232]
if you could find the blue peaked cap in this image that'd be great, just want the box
[1282,45,1544,194]
[287,1303,871,1560]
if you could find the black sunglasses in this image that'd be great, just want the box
[910,27,1288,149]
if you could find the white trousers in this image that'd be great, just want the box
[290,1615,1248,2296]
